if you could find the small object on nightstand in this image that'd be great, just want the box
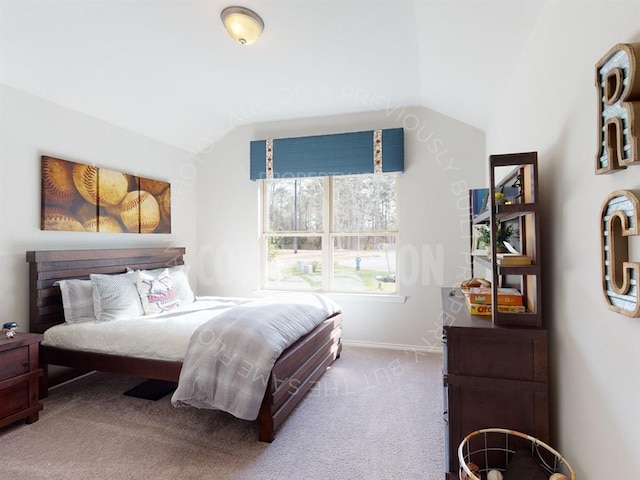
[2,322,18,339]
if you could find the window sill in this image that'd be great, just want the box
[253,289,406,304]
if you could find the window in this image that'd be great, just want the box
[262,173,398,293]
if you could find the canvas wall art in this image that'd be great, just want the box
[41,156,171,234]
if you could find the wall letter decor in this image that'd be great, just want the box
[595,43,640,174]
[600,190,640,317]
[41,156,171,234]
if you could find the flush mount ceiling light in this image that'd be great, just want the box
[221,6,264,45]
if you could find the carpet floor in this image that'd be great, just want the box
[0,346,444,480]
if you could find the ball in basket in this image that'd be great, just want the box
[461,462,479,480]
[487,470,503,480]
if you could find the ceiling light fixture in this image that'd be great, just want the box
[221,6,264,45]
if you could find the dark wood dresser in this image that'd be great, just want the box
[442,287,549,479]
[0,332,44,428]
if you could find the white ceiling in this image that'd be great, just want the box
[0,0,545,152]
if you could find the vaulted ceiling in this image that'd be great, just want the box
[0,1,544,152]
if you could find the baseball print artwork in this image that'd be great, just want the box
[41,156,171,234]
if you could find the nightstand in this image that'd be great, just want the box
[0,332,44,428]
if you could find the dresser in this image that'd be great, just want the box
[0,333,44,428]
[442,287,549,478]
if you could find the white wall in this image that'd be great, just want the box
[487,2,640,477]
[0,85,199,332]
[196,106,485,349]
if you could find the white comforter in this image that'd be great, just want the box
[43,297,251,361]
[171,292,341,420]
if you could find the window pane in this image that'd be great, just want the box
[333,174,397,232]
[266,178,323,232]
[265,236,322,290]
[333,236,396,293]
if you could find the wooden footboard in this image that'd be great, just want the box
[258,313,343,442]
[27,247,343,442]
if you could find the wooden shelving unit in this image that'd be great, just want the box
[473,151,542,327]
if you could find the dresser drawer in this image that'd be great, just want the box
[446,328,547,383]
[0,345,29,381]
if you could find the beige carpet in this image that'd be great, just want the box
[0,346,444,480]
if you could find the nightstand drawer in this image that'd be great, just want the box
[0,346,29,381]
[0,333,44,428]
[0,381,29,418]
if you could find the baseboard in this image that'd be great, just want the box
[342,339,443,353]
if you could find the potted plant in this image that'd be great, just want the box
[479,223,515,252]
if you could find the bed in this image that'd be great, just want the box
[26,247,343,442]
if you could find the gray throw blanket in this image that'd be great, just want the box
[171,293,341,420]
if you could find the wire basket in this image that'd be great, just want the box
[458,428,576,480]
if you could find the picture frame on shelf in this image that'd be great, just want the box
[472,225,489,256]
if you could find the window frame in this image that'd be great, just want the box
[260,173,399,294]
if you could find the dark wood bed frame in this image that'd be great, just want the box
[26,247,342,442]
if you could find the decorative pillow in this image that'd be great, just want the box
[90,271,144,322]
[136,268,181,315]
[54,279,96,323]
[129,264,195,305]
[503,449,548,480]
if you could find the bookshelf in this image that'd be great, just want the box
[470,151,542,327]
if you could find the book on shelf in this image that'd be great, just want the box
[471,188,490,217]
[465,296,526,315]
[496,253,532,266]
[466,287,523,306]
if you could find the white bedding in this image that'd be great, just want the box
[42,297,251,362]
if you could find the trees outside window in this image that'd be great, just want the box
[263,173,398,293]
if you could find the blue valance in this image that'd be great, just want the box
[249,128,404,180]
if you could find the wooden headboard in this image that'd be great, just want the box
[26,247,186,334]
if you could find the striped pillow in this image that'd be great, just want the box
[54,279,96,323]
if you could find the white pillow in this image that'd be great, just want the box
[90,271,144,322]
[54,279,96,323]
[169,265,195,305]
[136,268,180,315]
[129,265,195,305]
